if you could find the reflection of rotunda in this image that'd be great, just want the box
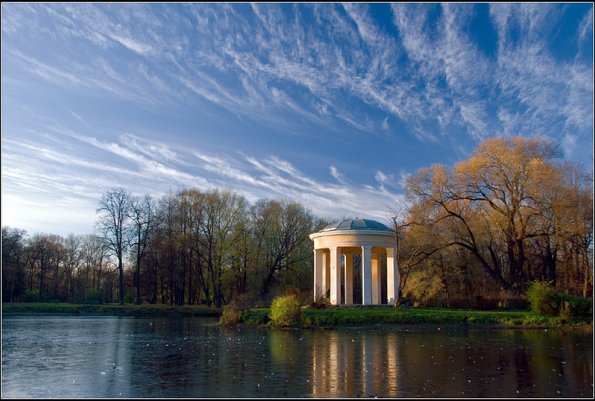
[309,218,399,306]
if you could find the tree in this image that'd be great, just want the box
[2,227,27,302]
[128,194,155,304]
[61,234,82,302]
[26,233,64,302]
[405,136,591,297]
[96,187,130,305]
[252,199,313,298]
[549,163,593,296]
[80,234,109,299]
[199,190,247,307]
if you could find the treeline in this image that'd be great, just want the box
[3,190,327,306]
[2,136,593,308]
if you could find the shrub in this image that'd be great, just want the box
[269,294,302,327]
[219,303,241,327]
[526,281,560,315]
[310,292,330,309]
[241,309,270,325]
[123,293,135,304]
[21,290,39,303]
[84,290,104,305]
[559,294,593,320]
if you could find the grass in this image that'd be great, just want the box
[238,305,591,329]
[3,302,591,329]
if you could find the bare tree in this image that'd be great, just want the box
[128,194,155,304]
[97,187,130,305]
[80,234,108,298]
[2,227,28,302]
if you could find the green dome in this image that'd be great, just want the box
[321,218,393,232]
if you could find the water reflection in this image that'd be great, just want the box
[311,331,400,397]
[308,328,593,398]
[2,317,592,398]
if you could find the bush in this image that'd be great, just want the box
[123,293,134,304]
[269,294,302,327]
[559,294,593,319]
[21,290,39,303]
[310,293,330,309]
[84,290,104,305]
[219,302,241,327]
[526,281,560,315]
[241,309,270,325]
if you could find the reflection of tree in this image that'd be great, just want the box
[514,346,533,394]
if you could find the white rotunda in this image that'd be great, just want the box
[310,218,399,306]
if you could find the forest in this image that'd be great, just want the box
[2,137,593,308]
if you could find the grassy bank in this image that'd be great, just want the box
[239,305,593,329]
[3,303,591,329]
[1,302,221,317]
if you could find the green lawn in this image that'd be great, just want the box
[241,305,592,328]
[3,302,591,329]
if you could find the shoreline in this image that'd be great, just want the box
[3,302,592,331]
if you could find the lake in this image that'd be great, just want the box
[1,315,592,398]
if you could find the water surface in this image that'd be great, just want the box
[2,316,592,398]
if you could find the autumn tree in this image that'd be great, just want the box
[406,136,592,298]
[547,163,593,296]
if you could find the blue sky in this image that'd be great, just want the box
[1,2,593,237]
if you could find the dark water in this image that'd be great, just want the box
[1,316,593,398]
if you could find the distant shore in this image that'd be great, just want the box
[1,302,221,317]
[3,302,592,330]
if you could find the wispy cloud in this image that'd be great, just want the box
[329,165,346,185]
[578,8,593,46]
[107,33,154,55]
[1,3,591,235]
[2,127,405,232]
[489,2,593,145]
[4,3,591,146]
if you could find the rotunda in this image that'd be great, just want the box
[309,218,399,306]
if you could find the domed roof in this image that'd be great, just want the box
[321,218,393,232]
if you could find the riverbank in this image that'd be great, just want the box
[3,302,591,330]
[239,305,593,329]
[1,302,221,317]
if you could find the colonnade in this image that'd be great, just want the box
[313,245,398,306]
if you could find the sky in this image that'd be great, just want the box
[1,2,593,237]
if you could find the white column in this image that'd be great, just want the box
[387,247,399,305]
[314,249,324,301]
[371,253,380,305]
[361,245,372,305]
[344,253,353,305]
[330,247,341,305]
